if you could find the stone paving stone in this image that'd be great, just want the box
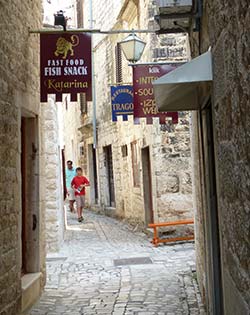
[29,209,206,315]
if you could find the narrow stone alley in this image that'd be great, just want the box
[29,209,205,315]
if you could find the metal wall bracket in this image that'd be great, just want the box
[155,0,202,34]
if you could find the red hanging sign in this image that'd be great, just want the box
[132,64,180,124]
[40,33,92,102]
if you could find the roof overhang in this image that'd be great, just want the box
[153,51,213,111]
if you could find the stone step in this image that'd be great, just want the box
[21,272,41,315]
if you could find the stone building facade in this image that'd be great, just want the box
[155,1,250,314]
[0,1,65,314]
[79,0,194,228]
[40,97,64,254]
[190,2,250,314]
[0,1,45,314]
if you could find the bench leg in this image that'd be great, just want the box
[152,227,159,247]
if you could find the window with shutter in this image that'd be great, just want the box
[115,43,123,84]
[80,93,87,114]
[65,96,68,111]
[131,141,140,187]
[121,145,128,157]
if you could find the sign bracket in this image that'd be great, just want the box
[29,28,156,35]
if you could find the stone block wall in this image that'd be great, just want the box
[190,1,250,313]
[208,2,250,312]
[0,101,21,315]
[40,97,64,254]
[0,1,43,314]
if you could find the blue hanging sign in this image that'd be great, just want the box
[111,85,134,122]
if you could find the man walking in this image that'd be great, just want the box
[71,167,90,222]
[66,160,76,212]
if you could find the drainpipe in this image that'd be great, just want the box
[89,0,97,149]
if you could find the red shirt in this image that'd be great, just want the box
[71,176,89,196]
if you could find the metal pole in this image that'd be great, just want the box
[101,29,156,34]
[29,28,156,34]
[89,0,97,149]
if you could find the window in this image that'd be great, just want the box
[76,0,84,28]
[79,93,87,114]
[121,145,128,157]
[65,96,68,110]
[79,145,84,156]
[104,145,115,207]
[131,141,140,187]
[115,43,123,83]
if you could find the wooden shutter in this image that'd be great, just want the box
[131,141,140,187]
[80,93,87,114]
[115,43,123,84]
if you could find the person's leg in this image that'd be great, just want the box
[76,196,82,221]
[68,188,75,212]
[79,206,83,219]
[73,199,76,212]
[80,196,85,219]
[77,208,82,221]
[69,200,74,212]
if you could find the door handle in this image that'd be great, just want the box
[32,214,37,231]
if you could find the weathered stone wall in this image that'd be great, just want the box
[81,0,193,228]
[0,0,43,314]
[0,99,21,315]
[40,97,64,254]
[190,1,250,313]
[190,111,208,303]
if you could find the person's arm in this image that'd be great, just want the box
[84,177,90,187]
[65,170,69,194]
[71,178,75,189]
[72,179,80,192]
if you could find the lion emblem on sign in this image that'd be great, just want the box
[54,35,80,59]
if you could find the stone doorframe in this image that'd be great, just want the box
[20,112,42,313]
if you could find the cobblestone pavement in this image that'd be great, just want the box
[29,209,206,315]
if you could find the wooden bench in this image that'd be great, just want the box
[148,219,194,247]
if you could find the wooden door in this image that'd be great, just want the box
[61,148,67,200]
[21,118,27,274]
[104,145,115,207]
[142,147,154,224]
[201,102,224,314]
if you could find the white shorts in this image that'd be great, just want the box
[76,195,85,208]
[67,187,75,201]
